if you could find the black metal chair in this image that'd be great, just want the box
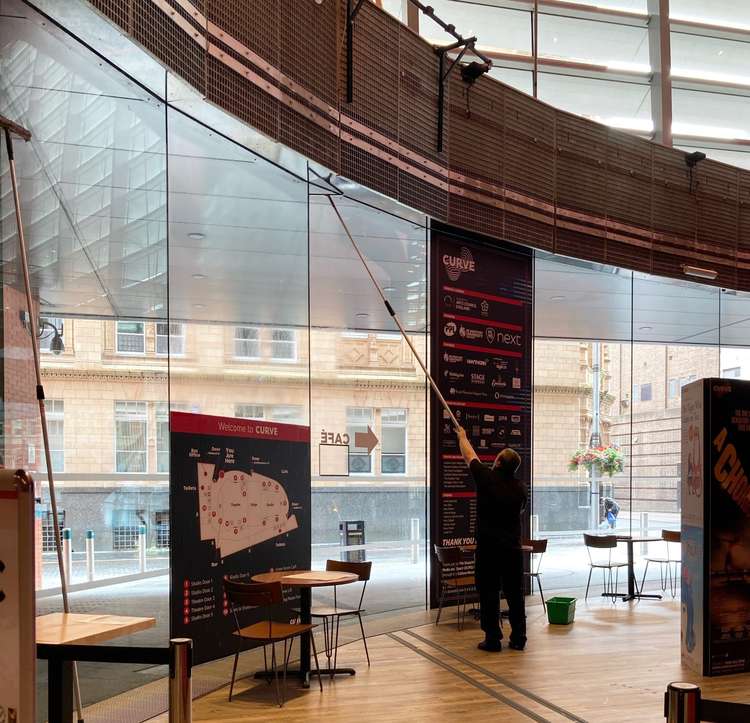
[310,559,372,677]
[433,544,476,630]
[583,533,628,600]
[641,529,681,597]
[523,538,548,610]
[223,578,323,707]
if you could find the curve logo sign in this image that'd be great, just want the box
[442,247,475,281]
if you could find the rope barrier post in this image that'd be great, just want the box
[169,638,192,723]
[85,530,95,582]
[664,682,700,723]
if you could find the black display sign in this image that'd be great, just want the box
[169,412,310,664]
[430,224,533,605]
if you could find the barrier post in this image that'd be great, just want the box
[169,638,192,723]
[640,512,649,555]
[664,682,700,723]
[62,527,72,583]
[139,524,147,573]
[85,529,95,582]
[410,517,420,564]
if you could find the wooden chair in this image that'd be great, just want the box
[433,545,475,630]
[223,578,323,707]
[523,538,548,610]
[583,534,627,600]
[641,529,681,597]
[310,559,372,677]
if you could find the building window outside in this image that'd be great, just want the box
[234,326,260,359]
[154,510,169,549]
[116,321,146,354]
[270,328,297,361]
[668,378,680,399]
[112,510,141,550]
[723,367,741,378]
[235,404,265,419]
[44,399,64,472]
[115,401,148,473]
[42,509,65,552]
[270,405,305,425]
[347,407,373,474]
[381,408,407,474]
[39,317,64,353]
[633,382,652,402]
[156,402,169,473]
[156,322,185,355]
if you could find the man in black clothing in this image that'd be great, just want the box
[456,426,527,652]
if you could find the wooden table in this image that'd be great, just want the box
[252,570,358,686]
[37,613,155,723]
[615,535,663,601]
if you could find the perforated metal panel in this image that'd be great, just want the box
[88,0,750,292]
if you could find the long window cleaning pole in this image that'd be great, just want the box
[2,115,85,723]
[327,196,459,430]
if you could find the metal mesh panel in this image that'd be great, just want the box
[505,213,554,252]
[556,226,607,263]
[696,161,739,252]
[341,138,397,199]
[205,51,279,141]
[447,193,503,240]
[740,170,750,259]
[447,75,503,185]
[652,145,695,239]
[606,129,652,229]
[605,242,652,275]
[88,0,132,33]
[132,0,205,95]
[504,87,555,202]
[347,2,400,140]
[555,111,608,217]
[209,0,279,67]
[281,104,339,174]
[398,24,445,164]
[399,171,447,221]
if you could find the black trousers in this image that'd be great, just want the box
[475,545,526,645]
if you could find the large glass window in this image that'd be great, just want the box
[115,401,148,473]
[381,408,407,474]
[44,399,64,472]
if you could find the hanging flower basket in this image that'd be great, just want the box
[568,445,624,477]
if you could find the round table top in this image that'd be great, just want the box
[252,569,359,588]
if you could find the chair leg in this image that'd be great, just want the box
[321,615,333,670]
[271,643,282,707]
[640,560,650,595]
[536,576,546,611]
[436,586,445,625]
[357,611,371,666]
[585,567,593,600]
[310,631,324,692]
[281,639,289,707]
[615,567,619,598]
[229,649,239,702]
[332,615,341,679]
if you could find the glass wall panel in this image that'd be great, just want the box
[489,66,534,95]
[670,0,750,30]
[673,88,750,140]
[538,73,652,131]
[672,33,750,85]
[309,192,429,614]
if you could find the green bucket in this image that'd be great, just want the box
[546,596,576,625]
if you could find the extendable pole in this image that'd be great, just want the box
[3,120,85,723]
[327,196,460,430]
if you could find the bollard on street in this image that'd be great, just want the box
[85,529,95,582]
[410,517,420,564]
[169,638,192,723]
[62,527,72,583]
[138,524,147,573]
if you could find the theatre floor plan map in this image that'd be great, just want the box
[197,462,299,559]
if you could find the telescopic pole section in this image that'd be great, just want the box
[326,196,460,430]
[3,122,85,723]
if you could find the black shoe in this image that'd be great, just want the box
[478,639,502,652]
[508,641,525,651]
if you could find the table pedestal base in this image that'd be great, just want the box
[254,667,356,688]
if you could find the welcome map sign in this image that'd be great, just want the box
[430,223,532,605]
[169,411,310,664]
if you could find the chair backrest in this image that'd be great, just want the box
[223,578,282,607]
[662,529,681,544]
[326,558,373,581]
[434,544,467,565]
[583,533,618,549]
[523,538,548,554]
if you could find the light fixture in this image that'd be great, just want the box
[682,265,718,280]
[407,280,420,287]
[383,286,396,293]
[192,273,207,279]
[188,232,205,240]
[355,312,369,319]
[550,295,566,301]
[639,326,653,332]
[22,314,64,355]
[193,303,206,310]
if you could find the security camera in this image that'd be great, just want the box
[685,151,706,168]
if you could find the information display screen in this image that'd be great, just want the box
[169,412,310,664]
[430,224,532,604]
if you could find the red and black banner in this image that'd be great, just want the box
[169,412,310,664]
[430,222,533,606]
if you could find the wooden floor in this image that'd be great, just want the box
[159,599,750,722]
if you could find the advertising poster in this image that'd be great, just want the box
[169,412,310,664]
[430,223,533,604]
[680,380,704,673]
[707,380,750,675]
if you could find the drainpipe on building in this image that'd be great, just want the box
[590,342,602,531]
